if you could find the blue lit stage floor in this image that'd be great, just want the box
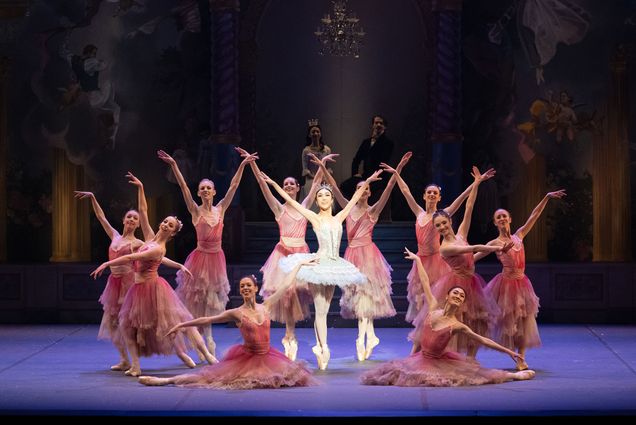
[0,324,635,418]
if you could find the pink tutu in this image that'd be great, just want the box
[260,242,312,323]
[339,243,396,319]
[119,275,194,357]
[168,309,317,389]
[486,273,541,349]
[405,252,450,322]
[362,315,512,387]
[97,272,134,342]
[176,248,230,317]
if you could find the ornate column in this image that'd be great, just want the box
[593,45,631,261]
[209,0,242,260]
[430,0,463,202]
[1,1,30,262]
[50,149,90,262]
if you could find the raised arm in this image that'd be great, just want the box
[404,247,439,311]
[444,168,496,216]
[157,150,198,216]
[216,153,257,213]
[74,191,117,239]
[335,170,382,222]
[369,152,412,218]
[380,162,423,217]
[455,323,523,363]
[126,172,154,241]
[301,166,324,209]
[261,171,319,227]
[309,153,347,208]
[516,189,566,239]
[457,167,493,239]
[264,258,317,310]
[235,147,283,217]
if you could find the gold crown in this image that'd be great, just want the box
[318,182,333,193]
[308,118,319,127]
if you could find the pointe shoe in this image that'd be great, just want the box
[365,336,380,360]
[282,337,291,359]
[206,337,216,358]
[288,338,298,362]
[516,358,529,371]
[125,366,141,377]
[181,354,196,368]
[312,345,324,370]
[110,360,130,371]
[139,376,165,386]
[356,338,365,362]
[321,345,330,370]
[516,369,536,380]
[196,348,207,363]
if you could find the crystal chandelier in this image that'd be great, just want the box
[314,1,365,58]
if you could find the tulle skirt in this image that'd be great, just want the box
[169,345,317,389]
[176,249,230,317]
[119,276,193,357]
[361,351,512,387]
[98,273,134,343]
[485,273,541,349]
[405,252,450,323]
[278,253,367,288]
[260,243,312,323]
[339,244,396,319]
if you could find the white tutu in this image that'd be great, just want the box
[278,253,367,288]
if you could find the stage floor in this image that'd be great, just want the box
[0,324,635,418]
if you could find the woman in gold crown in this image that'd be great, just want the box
[300,119,332,204]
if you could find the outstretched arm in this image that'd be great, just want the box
[335,170,383,222]
[309,153,347,208]
[456,323,523,363]
[126,172,154,241]
[74,191,117,240]
[473,239,499,262]
[216,154,258,213]
[90,244,164,279]
[440,242,505,257]
[516,189,566,239]
[235,147,283,218]
[404,247,438,311]
[161,257,192,279]
[158,150,198,216]
[165,309,240,337]
[370,152,412,218]
[260,171,319,227]
[264,258,317,310]
[443,169,495,216]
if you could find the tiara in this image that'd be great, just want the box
[318,182,333,193]
[308,118,319,127]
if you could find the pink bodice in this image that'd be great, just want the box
[239,309,271,354]
[195,207,223,253]
[420,314,453,358]
[108,237,134,276]
[442,237,475,278]
[133,242,162,283]
[346,210,376,248]
[416,214,441,256]
[277,207,308,239]
[495,235,526,279]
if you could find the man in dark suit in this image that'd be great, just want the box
[349,115,394,221]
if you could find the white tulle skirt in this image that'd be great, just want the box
[278,253,367,288]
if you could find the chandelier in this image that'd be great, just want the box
[314,1,365,58]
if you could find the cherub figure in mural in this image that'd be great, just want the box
[59,38,121,148]
[545,90,577,143]
[487,0,591,85]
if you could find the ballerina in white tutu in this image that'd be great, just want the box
[260,160,382,370]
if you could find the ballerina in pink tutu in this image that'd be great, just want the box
[409,166,507,358]
[361,247,535,387]
[138,258,319,389]
[75,191,144,371]
[477,189,566,370]
[90,172,217,377]
[312,151,411,361]
[235,146,323,361]
[380,158,495,337]
[261,164,382,370]
[158,149,257,357]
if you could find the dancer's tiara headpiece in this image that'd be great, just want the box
[318,182,333,194]
[308,118,319,127]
